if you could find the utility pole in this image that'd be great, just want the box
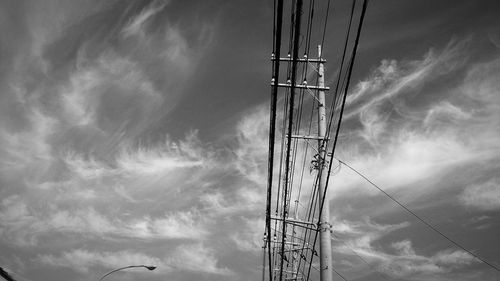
[317,45,333,281]
[264,1,368,280]
[269,46,332,281]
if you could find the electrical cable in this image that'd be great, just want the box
[323,0,368,224]
[263,242,270,281]
[338,159,500,274]
[332,267,349,281]
[331,234,391,281]
[293,0,318,274]
[266,0,285,280]
[280,1,304,280]
[292,0,318,276]
[320,0,331,50]
[325,0,356,142]
[265,0,370,279]
[308,1,368,280]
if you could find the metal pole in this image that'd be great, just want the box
[98,265,156,281]
[0,267,16,281]
[317,45,333,281]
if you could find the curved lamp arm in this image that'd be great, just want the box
[98,265,156,281]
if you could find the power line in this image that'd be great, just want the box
[266,0,285,280]
[279,1,304,280]
[332,267,349,281]
[331,234,391,281]
[325,0,356,137]
[320,0,331,49]
[264,1,371,280]
[338,159,500,274]
[309,262,349,281]
[309,1,369,280]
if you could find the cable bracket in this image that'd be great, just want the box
[272,82,330,91]
[271,57,326,63]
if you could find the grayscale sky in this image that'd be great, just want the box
[0,1,499,281]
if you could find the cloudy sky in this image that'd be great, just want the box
[1,0,499,281]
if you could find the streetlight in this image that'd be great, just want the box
[98,265,156,281]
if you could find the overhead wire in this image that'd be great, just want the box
[265,0,370,280]
[266,0,285,279]
[293,0,348,276]
[273,87,289,280]
[294,99,316,221]
[332,267,349,281]
[325,0,356,143]
[282,0,319,276]
[292,0,319,277]
[273,3,296,264]
[338,159,500,274]
[307,1,368,280]
[269,0,297,278]
[320,0,331,49]
[279,0,299,276]
[331,234,391,281]
[264,0,500,279]
[284,0,337,278]
[279,0,304,280]
[322,0,368,233]
[321,0,357,150]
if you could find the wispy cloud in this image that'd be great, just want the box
[331,219,477,279]
[133,210,209,240]
[0,193,209,246]
[169,243,233,275]
[228,218,264,252]
[329,38,500,210]
[60,51,164,137]
[122,1,169,38]
[116,132,207,175]
[38,249,165,274]
[345,38,470,119]
[460,178,500,210]
[38,243,232,276]
[423,101,472,128]
[233,105,269,185]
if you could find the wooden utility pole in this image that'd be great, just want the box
[317,45,333,281]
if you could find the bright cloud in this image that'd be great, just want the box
[168,243,233,275]
[332,219,477,279]
[328,38,500,209]
[460,179,500,210]
[122,1,169,37]
[39,244,232,277]
[38,249,165,273]
[345,38,470,119]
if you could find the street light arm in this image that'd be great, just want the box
[0,267,17,281]
[98,265,156,281]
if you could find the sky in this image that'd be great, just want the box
[0,0,499,281]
